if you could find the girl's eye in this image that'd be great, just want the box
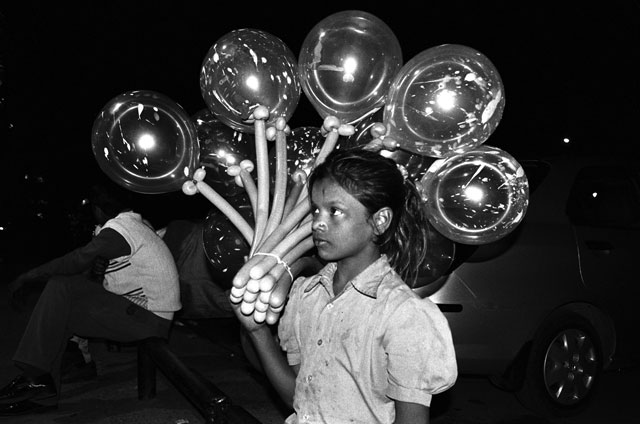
[330,207,342,216]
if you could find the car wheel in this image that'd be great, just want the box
[516,313,602,418]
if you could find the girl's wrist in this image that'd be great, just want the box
[247,325,275,342]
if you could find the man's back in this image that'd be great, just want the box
[100,211,181,320]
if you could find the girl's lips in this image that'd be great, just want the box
[313,237,327,246]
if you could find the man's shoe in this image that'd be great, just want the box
[0,399,57,416]
[62,360,97,384]
[0,374,56,404]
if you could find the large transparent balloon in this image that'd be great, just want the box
[336,107,384,147]
[203,193,254,286]
[200,28,300,134]
[412,220,456,288]
[298,10,402,124]
[270,126,324,177]
[385,44,505,158]
[421,146,528,245]
[337,108,435,182]
[91,90,198,194]
[193,109,256,198]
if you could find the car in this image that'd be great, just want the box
[413,153,640,418]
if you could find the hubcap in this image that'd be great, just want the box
[542,328,598,406]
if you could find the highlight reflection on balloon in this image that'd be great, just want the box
[200,28,300,133]
[385,44,505,158]
[421,146,528,245]
[91,90,198,194]
[203,194,254,285]
[298,10,402,124]
[194,109,256,198]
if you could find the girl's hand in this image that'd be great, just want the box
[232,301,267,334]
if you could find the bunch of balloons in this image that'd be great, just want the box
[91,10,529,323]
[188,107,354,324]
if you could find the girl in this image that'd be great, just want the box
[235,148,457,424]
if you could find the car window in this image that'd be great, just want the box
[566,166,640,228]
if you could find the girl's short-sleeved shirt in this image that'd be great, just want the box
[278,255,458,424]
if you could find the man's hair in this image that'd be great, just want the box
[89,183,133,219]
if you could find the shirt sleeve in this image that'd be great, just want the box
[383,296,458,407]
[277,276,306,366]
[23,228,131,281]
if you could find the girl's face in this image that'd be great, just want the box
[310,178,379,267]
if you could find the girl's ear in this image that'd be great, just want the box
[372,207,393,235]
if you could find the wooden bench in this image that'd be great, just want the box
[137,337,262,424]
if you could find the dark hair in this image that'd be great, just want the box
[89,183,133,219]
[308,148,429,286]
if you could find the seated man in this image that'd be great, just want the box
[0,183,181,416]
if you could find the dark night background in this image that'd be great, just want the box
[0,1,639,272]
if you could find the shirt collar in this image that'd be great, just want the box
[304,255,393,299]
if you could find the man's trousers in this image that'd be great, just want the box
[12,275,172,399]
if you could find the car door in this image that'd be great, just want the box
[566,162,640,361]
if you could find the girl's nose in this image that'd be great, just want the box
[312,220,327,232]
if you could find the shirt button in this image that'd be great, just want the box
[327,303,333,309]
[317,339,323,346]
[307,375,313,382]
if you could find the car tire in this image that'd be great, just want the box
[516,312,602,418]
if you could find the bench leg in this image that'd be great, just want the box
[137,340,156,399]
[136,337,263,423]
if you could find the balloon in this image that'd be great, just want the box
[194,109,257,198]
[385,44,505,158]
[91,90,198,194]
[420,145,529,245]
[269,126,323,180]
[338,109,435,182]
[298,10,402,124]
[200,28,300,133]
[411,220,456,288]
[203,194,254,285]
[380,149,436,183]
[337,107,384,147]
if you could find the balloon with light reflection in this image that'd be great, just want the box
[381,147,437,182]
[412,220,456,287]
[194,109,256,198]
[385,44,505,158]
[203,194,254,285]
[337,107,384,147]
[421,145,528,245]
[337,108,435,182]
[200,28,300,134]
[298,10,402,124]
[91,90,198,194]
[269,126,324,179]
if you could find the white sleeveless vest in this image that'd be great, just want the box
[100,211,181,320]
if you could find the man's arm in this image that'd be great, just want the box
[14,228,130,283]
[6,228,131,309]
